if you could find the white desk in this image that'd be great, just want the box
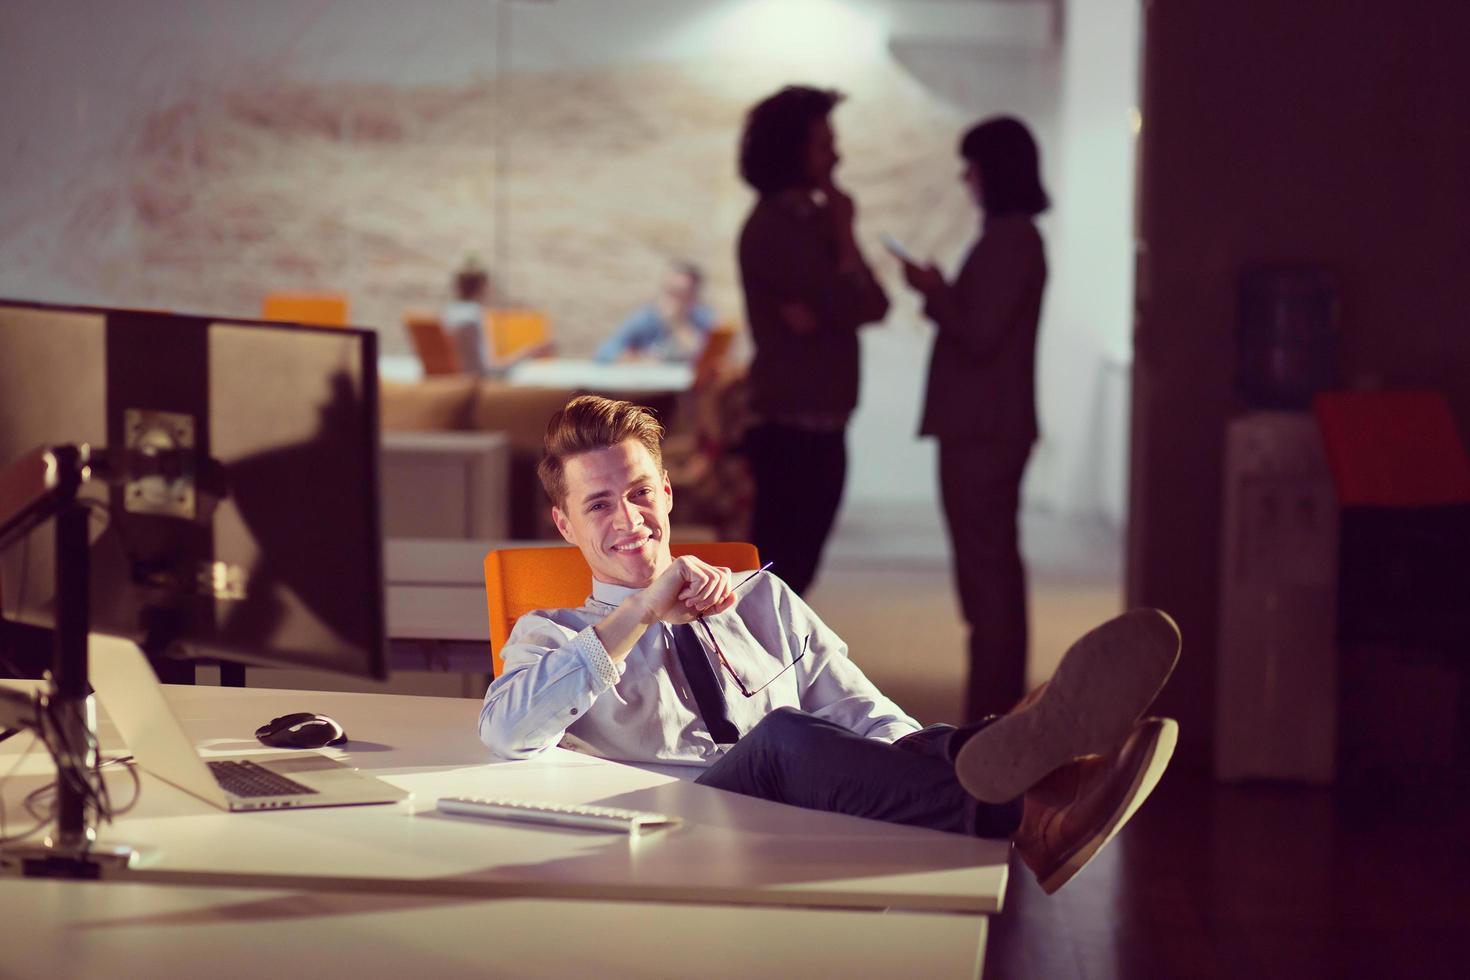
[0,880,986,979]
[0,683,1006,976]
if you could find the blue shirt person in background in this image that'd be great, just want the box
[595,261,717,363]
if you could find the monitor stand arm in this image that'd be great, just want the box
[0,445,137,878]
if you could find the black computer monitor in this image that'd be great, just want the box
[0,299,386,679]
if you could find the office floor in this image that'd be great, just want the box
[809,502,1468,980]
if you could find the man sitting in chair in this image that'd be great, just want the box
[478,395,1181,894]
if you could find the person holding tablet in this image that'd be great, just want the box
[891,116,1051,723]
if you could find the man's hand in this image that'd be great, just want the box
[593,556,735,662]
[818,178,857,230]
[634,555,737,625]
[818,178,870,278]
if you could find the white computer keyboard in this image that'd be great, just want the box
[436,796,682,833]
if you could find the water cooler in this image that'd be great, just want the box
[1214,411,1338,784]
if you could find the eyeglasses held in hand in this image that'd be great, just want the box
[696,561,805,698]
[694,619,808,699]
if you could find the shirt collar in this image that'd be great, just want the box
[590,577,645,608]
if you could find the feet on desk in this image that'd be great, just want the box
[954,607,1181,805]
[952,608,1182,894]
[1014,716,1177,894]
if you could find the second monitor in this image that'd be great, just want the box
[0,299,386,679]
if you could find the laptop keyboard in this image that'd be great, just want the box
[207,759,318,798]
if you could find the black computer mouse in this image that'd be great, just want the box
[254,712,349,749]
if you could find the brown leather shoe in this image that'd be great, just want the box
[955,608,1181,803]
[1014,717,1178,894]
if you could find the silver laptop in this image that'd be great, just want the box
[87,634,410,811]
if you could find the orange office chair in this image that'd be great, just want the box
[403,311,462,376]
[485,308,552,359]
[483,541,760,678]
[262,292,350,327]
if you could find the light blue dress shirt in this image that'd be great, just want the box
[478,572,920,764]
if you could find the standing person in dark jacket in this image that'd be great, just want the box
[736,85,890,597]
[895,116,1050,722]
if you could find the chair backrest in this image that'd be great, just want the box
[485,308,550,358]
[404,312,462,376]
[261,292,350,327]
[482,541,760,677]
[692,322,738,388]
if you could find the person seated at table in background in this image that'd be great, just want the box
[442,256,554,378]
[594,261,717,364]
[478,395,1183,894]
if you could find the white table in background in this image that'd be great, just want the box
[379,356,693,394]
[506,358,692,392]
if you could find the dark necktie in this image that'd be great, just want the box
[669,623,740,744]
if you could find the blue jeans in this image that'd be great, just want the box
[693,708,1022,838]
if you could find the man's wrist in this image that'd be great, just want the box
[629,592,662,627]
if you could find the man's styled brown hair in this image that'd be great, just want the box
[537,395,666,507]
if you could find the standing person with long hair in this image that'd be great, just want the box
[895,116,1050,722]
[735,85,890,597]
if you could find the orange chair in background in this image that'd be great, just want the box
[404,311,462,376]
[483,541,760,677]
[693,322,739,387]
[262,293,350,327]
[485,308,552,359]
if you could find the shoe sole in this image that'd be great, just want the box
[1035,717,1178,894]
[955,608,1180,803]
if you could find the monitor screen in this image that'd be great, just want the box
[0,299,386,679]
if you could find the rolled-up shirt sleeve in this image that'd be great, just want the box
[478,612,625,760]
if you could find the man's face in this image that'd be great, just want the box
[552,438,673,589]
[803,117,839,188]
